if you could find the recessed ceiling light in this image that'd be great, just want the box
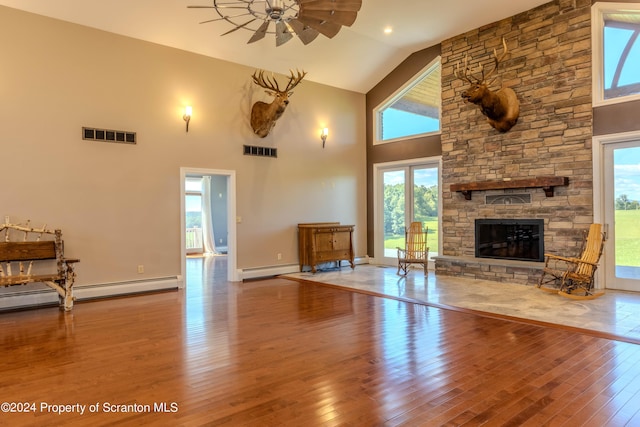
[384,27,393,34]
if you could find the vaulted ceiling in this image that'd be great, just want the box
[0,0,550,93]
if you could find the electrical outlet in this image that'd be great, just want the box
[277,253,282,260]
[137,265,144,274]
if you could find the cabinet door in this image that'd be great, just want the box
[314,231,335,262]
[314,231,335,253]
[333,231,351,254]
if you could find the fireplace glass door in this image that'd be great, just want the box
[604,141,640,292]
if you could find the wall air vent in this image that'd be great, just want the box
[485,194,531,205]
[243,145,277,158]
[82,127,136,145]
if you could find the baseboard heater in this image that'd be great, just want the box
[240,257,370,281]
[0,276,179,311]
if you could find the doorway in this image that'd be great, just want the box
[180,167,239,285]
[594,131,640,292]
[185,177,205,255]
[185,176,229,256]
[373,157,442,266]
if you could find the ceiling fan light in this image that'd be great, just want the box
[267,7,283,20]
[266,0,285,20]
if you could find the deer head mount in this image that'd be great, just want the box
[250,69,306,138]
[455,38,520,133]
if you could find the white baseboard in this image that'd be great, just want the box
[240,257,370,281]
[74,277,179,300]
[240,264,300,280]
[0,290,59,311]
[0,277,179,311]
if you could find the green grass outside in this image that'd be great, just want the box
[384,218,439,255]
[615,209,640,267]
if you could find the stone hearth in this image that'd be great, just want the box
[434,256,543,286]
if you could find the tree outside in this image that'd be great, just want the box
[384,183,439,255]
[616,194,640,210]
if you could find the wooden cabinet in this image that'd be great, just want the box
[298,223,355,273]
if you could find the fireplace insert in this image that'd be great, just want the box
[475,219,544,262]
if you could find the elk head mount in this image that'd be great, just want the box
[455,38,520,133]
[250,69,306,138]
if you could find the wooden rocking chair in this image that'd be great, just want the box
[397,222,429,276]
[537,223,605,300]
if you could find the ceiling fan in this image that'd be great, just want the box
[188,0,363,47]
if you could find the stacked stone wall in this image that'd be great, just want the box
[438,0,593,283]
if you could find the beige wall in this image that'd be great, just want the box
[0,6,366,290]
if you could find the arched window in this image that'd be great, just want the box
[593,3,640,105]
[374,57,441,144]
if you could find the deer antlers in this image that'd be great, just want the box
[455,37,509,86]
[454,37,519,133]
[249,68,306,138]
[252,69,307,95]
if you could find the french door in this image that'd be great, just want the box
[599,135,640,291]
[374,158,441,266]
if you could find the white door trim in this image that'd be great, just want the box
[372,156,442,266]
[180,167,239,285]
[593,130,640,290]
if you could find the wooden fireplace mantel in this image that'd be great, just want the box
[450,176,569,200]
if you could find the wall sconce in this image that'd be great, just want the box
[320,127,328,148]
[183,106,192,132]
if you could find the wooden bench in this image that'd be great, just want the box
[0,220,79,311]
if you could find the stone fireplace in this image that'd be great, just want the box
[434,0,594,286]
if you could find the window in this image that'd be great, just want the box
[593,3,640,105]
[374,57,441,144]
[185,177,203,229]
[185,177,203,253]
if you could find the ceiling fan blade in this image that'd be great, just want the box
[188,6,248,9]
[288,19,320,45]
[199,12,252,24]
[248,20,270,44]
[295,16,342,38]
[220,18,256,36]
[297,10,358,27]
[188,1,252,8]
[275,21,294,46]
[189,0,345,47]
[199,17,228,24]
[297,0,362,12]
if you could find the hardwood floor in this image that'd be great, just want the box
[1,257,640,426]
